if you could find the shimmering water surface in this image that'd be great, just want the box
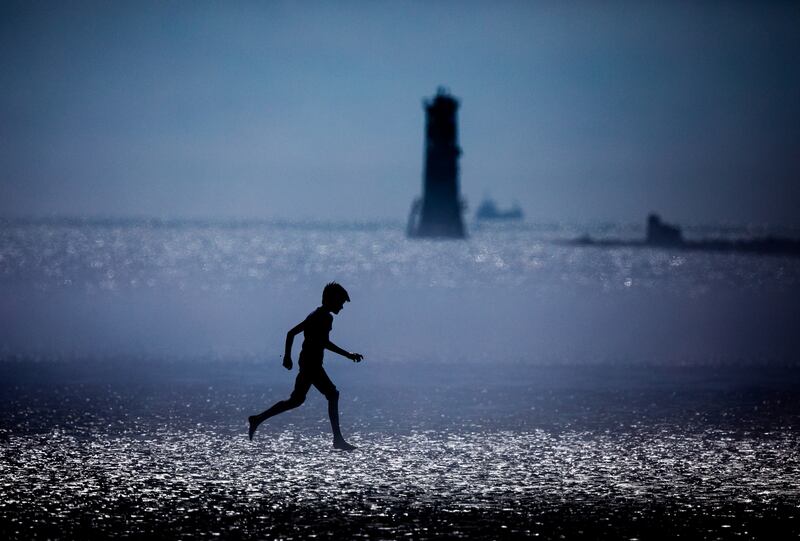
[2,363,799,539]
[2,219,799,364]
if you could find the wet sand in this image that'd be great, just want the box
[2,361,799,539]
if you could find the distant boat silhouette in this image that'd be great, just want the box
[475,198,524,221]
[569,213,800,257]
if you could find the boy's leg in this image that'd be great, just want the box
[249,371,312,440]
[313,368,355,451]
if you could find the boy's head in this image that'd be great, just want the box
[322,282,350,314]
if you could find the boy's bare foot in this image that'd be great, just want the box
[248,416,259,441]
[333,438,356,451]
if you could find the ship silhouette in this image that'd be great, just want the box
[475,198,524,221]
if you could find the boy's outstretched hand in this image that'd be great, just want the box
[348,353,364,363]
[282,356,293,370]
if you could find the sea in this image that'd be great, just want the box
[1,218,799,539]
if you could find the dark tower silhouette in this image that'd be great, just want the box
[407,88,466,239]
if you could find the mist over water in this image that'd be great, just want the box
[1,219,798,365]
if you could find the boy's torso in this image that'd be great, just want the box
[299,307,332,366]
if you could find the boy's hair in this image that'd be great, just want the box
[322,282,350,306]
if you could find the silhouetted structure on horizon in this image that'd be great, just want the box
[475,197,524,221]
[407,88,466,239]
[646,213,683,246]
[569,213,800,257]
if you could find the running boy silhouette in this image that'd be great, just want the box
[248,282,363,450]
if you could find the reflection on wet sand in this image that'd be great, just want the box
[2,364,799,539]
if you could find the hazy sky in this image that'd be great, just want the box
[1,1,798,225]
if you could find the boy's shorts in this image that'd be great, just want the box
[290,363,338,401]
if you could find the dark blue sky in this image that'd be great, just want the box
[2,1,798,225]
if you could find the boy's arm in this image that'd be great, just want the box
[326,340,363,363]
[283,321,305,370]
